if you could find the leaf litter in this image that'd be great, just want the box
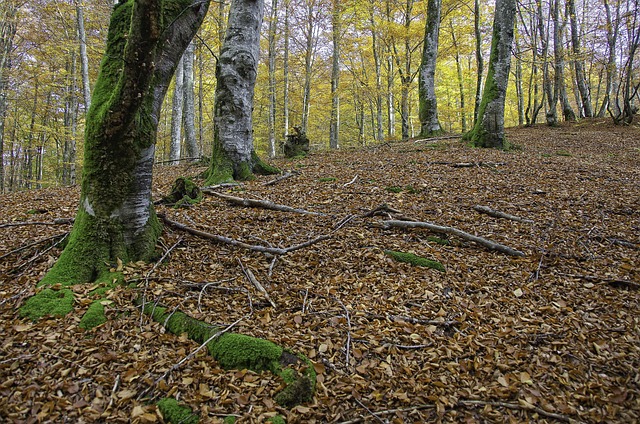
[1,119,639,423]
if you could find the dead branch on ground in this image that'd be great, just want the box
[473,205,534,223]
[365,312,460,327]
[0,218,74,228]
[559,272,639,290]
[237,258,277,309]
[362,203,415,221]
[202,189,325,216]
[264,171,299,186]
[159,214,331,256]
[382,219,526,257]
[0,232,68,261]
[413,134,462,143]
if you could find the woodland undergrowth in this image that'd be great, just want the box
[1,119,639,423]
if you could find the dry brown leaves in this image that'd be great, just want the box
[1,119,639,423]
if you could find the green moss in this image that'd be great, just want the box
[384,250,445,272]
[555,150,572,157]
[19,288,74,321]
[79,300,107,330]
[385,186,403,193]
[223,416,237,424]
[157,398,199,424]
[426,236,450,246]
[210,333,283,372]
[266,415,286,424]
[318,177,337,183]
[279,367,297,384]
[252,151,280,175]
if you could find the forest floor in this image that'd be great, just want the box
[1,118,639,423]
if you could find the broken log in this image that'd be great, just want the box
[382,219,526,257]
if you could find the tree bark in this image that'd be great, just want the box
[75,1,92,113]
[170,53,185,164]
[329,0,341,149]
[567,0,592,117]
[42,0,211,286]
[450,20,467,132]
[182,41,199,159]
[0,1,18,193]
[267,0,278,157]
[553,0,576,122]
[473,0,483,124]
[418,0,443,137]
[597,0,619,117]
[464,0,516,148]
[207,0,278,184]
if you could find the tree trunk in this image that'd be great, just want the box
[207,0,278,184]
[0,2,18,193]
[370,9,384,142]
[598,0,619,117]
[553,0,576,122]
[170,53,185,164]
[514,28,524,126]
[42,0,211,286]
[267,0,278,157]
[301,1,315,134]
[418,0,443,136]
[75,1,92,113]
[283,0,290,140]
[450,21,467,132]
[464,0,516,148]
[329,0,341,149]
[567,0,592,117]
[183,41,199,159]
[473,0,484,124]
[537,0,556,126]
[63,54,78,185]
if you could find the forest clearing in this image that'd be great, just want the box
[1,119,638,423]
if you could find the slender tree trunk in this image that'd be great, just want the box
[464,0,517,148]
[63,54,78,185]
[418,0,443,136]
[400,76,411,140]
[0,2,18,193]
[183,41,199,159]
[598,0,619,117]
[370,9,383,142]
[42,0,211,286]
[567,0,592,117]
[553,0,576,122]
[385,0,395,139]
[283,0,290,139]
[514,29,524,126]
[207,0,278,184]
[450,21,467,132]
[75,1,92,112]
[473,0,484,123]
[537,0,557,126]
[329,0,341,149]
[301,1,315,134]
[170,53,185,164]
[267,0,278,157]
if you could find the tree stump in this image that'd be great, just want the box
[283,126,310,158]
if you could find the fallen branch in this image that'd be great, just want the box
[365,312,460,327]
[382,219,526,257]
[238,258,277,309]
[264,171,299,186]
[413,134,462,143]
[202,189,325,216]
[0,218,74,229]
[473,205,534,224]
[160,214,331,255]
[362,203,415,221]
[343,175,359,187]
[0,232,68,261]
[559,272,640,290]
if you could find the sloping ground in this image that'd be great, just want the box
[1,119,638,423]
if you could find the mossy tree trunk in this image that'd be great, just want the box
[207,0,278,185]
[464,0,516,149]
[41,0,210,286]
[418,0,443,137]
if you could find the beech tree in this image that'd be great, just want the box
[35,0,210,291]
[206,0,278,184]
[418,0,443,137]
[464,0,516,148]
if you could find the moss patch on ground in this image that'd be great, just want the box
[384,250,445,272]
[157,397,199,424]
[19,288,75,321]
[79,300,107,330]
[137,299,315,408]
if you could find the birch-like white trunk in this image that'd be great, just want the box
[170,53,184,164]
[183,41,199,159]
[418,0,442,136]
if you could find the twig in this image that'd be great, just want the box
[107,374,121,411]
[333,297,352,368]
[202,189,325,216]
[558,272,640,290]
[138,237,183,330]
[10,233,69,274]
[264,171,299,186]
[382,219,526,256]
[0,232,68,261]
[237,258,277,309]
[473,205,534,224]
[353,398,385,423]
[343,175,359,187]
[138,315,247,400]
[0,218,74,228]
[365,312,459,327]
[160,213,331,255]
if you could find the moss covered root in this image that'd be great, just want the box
[384,250,445,272]
[79,300,107,330]
[137,299,315,407]
[157,398,199,424]
[19,288,75,321]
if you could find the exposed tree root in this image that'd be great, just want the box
[159,213,331,255]
[382,219,526,256]
[135,298,315,408]
[202,189,325,216]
